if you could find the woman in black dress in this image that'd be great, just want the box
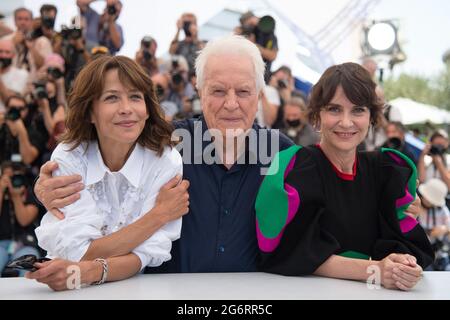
[256,63,434,291]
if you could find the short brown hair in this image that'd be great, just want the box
[308,62,382,127]
[286,97,307,112]
[61,55,174,156]
[14,7,33,19]
[5,94,26,108]
[40,4,57,16]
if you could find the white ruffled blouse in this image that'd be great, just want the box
[35,141,183,270]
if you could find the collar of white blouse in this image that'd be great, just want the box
[85,140,144,188]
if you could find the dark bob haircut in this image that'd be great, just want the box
[308,62,383,127]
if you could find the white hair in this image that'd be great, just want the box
[195,35,265,93]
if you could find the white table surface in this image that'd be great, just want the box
[1,272,449,300]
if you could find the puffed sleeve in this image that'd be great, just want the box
[256,146,341,276]
[35,144,104,262]
[372,148,434,268]
[132,148,183,270]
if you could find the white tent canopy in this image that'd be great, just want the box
[389,97,450,125]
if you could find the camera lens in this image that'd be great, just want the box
[107,5,117,15]
[48,67,63,79]
[172,73,184,85]
[6,108,21,121]
[143,50,152,61]
[11,174,26,189]
[33,82,48,99]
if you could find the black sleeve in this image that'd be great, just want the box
[256,147,340,276]
[372,150,434,268]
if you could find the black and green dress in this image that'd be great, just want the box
[256,145,434,275]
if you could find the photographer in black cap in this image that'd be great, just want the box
[0,161,41,277]
[418,130,450,190]
[236,11,278,83]
[135,36,159,77]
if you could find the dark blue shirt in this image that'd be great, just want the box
[146,117,293,273]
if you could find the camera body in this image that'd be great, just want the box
[171,72,184,86]
[429,144,447,156]
[41,15,55,29]
[11,174,26,189]
[241,15,276,46]
[107,4,117,16]
[47,67,63,79]
[143,50,152,61]
[33,81,48,100]
[60,25,82,40]
[6,108,22,121]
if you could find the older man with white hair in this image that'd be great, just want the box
[34,35,294,274]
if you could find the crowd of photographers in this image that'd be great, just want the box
[0,3,449,276]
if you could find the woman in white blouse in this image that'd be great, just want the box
[26,55,189,290]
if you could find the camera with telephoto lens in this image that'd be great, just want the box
[6,108,22,121]
[60,25,82,40]
[429,144,447,156]
[241,15,276,46]
[11,174,26,189]
[107,4,117,15]
[47,67,63,79]
[33,81,48,99]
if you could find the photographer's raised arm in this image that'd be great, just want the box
[257,44,277,62]
[10,188,39,227]
[76,0,96,13]
[55,77,67,108]
[107,19,122,50]
[7,119,39,164]
[169,19,182,54]
[37,97,55,135]
[432,156,450,190]
[417,145,430,184]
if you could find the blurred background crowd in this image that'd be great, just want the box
[0,0,449,276]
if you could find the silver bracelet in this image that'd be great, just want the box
[92,258,108,285]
